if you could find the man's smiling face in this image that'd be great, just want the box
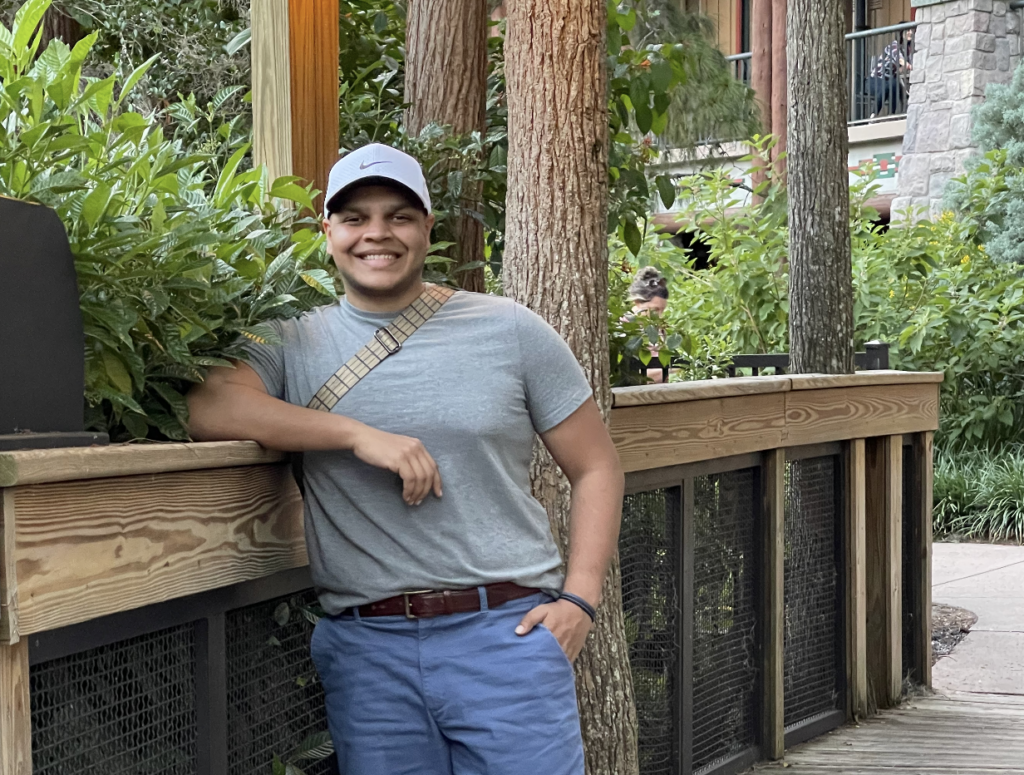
[323,184,435,307]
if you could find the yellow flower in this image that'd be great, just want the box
[961,255,970,265]
[889,289,895,298]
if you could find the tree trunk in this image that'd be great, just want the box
[787,0,853,374]
[504,2,639,774]
[405,0,488,293]
[41,6,82,49]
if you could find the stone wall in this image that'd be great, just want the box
[892,0,1021,220]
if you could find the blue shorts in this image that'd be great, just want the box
[310,591,585,775]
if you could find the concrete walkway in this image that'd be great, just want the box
[932,542,1024,696]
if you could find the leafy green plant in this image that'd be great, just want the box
[934,446,1024,543]
[0,0,335,441]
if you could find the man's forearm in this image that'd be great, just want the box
[562,462,625,608]
[188,384,366,452]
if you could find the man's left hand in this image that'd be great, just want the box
[515,598,594,662]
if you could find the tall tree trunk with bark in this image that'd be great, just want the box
[504,1,639,774]
[405,0,488,293]
[787,0,853,374]
[41,5,82,49]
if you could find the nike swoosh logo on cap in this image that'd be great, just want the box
[359,160,391,170]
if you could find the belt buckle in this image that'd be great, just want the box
[374,328,402,355]
[403,589,434,619]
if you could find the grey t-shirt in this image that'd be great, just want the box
[243,291,592,613]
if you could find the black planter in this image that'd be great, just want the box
[0,197,107,450]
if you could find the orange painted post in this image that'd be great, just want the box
[288,0,340,215]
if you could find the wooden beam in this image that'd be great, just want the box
[0,639,31,775]
[0,441,285,488]
[864,435,902,710]
[611,381,940,473]
[886,435,903,704]
[288,0,340,215]
[770,0,787,167]
[0,490,17,644]
[846,438,868,720]
[751,0,772,130]
[911,431,934,688]
[13,464,305,636]
[762,448,785,760]
[251,0,294,181]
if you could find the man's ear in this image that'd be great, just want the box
[425,213,436,232]
[322,217,333,256]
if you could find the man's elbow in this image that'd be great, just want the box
[185,385,223,441]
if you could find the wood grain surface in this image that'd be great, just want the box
[251,0,293,181]
[784,383,939,447]
[754,693,1024,773]
[761,448,785,760]
[611,381,939,473]
[610,371,942,408]
[846,439,868,720]
[13,464,305,636]
[0,640,30,775]
[288,0,339,215]
[0,440,284,487]
[0,490,16,643]
[611,376,788,407]
[612,392,788,473]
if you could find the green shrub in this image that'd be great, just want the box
[1,0,335,441]
[610,147,1024,450]
[935,447,1024,543]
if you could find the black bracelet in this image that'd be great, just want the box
[558,592,596,622]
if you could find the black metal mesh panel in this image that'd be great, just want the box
[692,469,760,773]
[783,456,841,728]
[227,590,336,775]
[620,488,679,775]
[30,625,196,775]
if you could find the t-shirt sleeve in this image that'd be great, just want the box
[513,302,593,433]
[238,319,288,400]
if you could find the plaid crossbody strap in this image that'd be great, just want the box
[306,284,456,412]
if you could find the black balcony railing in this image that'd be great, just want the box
[725,22,918,125]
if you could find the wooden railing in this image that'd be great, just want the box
[0,370,940,774]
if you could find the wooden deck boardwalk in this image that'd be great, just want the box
[751,692,1024,774]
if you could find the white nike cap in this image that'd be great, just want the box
[324,144,432,217]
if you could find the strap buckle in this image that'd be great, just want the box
[403,589,435,619]
[374,328,402,355]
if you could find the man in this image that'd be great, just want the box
[187,143,624,775]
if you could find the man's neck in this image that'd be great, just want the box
[343,279,426,314]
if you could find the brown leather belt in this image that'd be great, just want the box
[349,582,541,619]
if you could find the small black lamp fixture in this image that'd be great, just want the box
[0,197,108,450]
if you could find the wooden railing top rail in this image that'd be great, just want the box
[612,370,943,408]
[1,372,943,486]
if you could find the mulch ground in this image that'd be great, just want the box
[932,603,978,664]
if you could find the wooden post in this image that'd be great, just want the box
[846,438,868,720]
[750,0,773,199]
[910,432,934,688]
[251,0,340,214]
[762,448,785,760]
[751,0,773,129]
[288,0,340,215]
[864,436,902,710]
[0,489,18,645]
[770,0,787,170]
[0,640,31,775]
[251,0,294,182]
